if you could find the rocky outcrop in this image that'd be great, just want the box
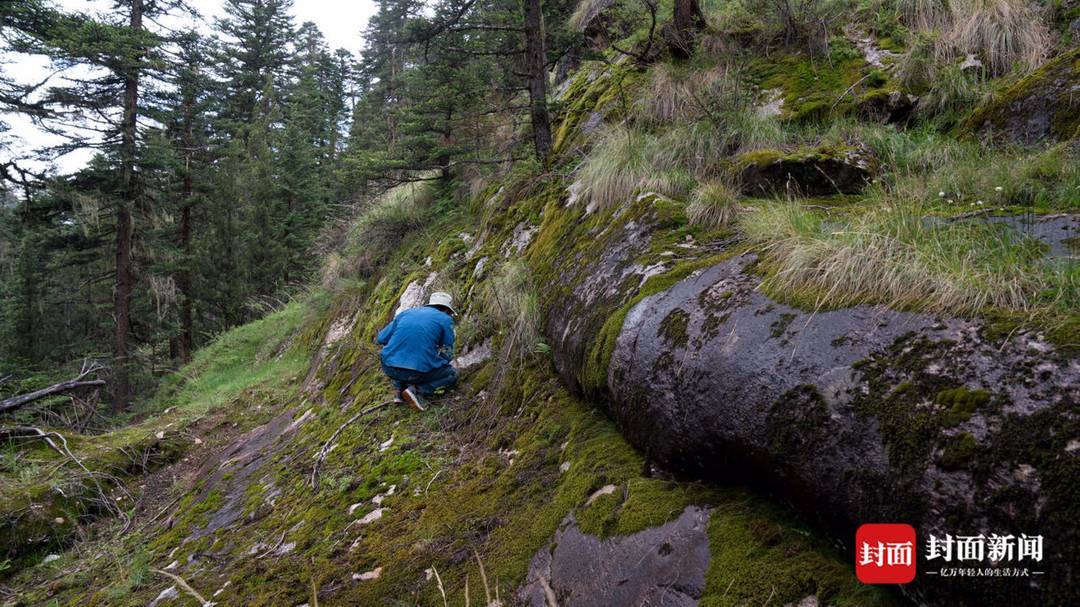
[535,192,1078,606]
[965,47,1080,144]
[518,507,711,607]
[735,145,876,197]
[857,88,917,124]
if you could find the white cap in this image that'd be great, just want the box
[427,291,456,315]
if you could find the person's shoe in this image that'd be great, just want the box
[401,386,426,412]
[393,389,405,405]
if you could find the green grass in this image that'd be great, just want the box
[572,124,696,211]
[148,301,309,417]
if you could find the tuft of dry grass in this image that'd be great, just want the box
[900,0,1052,76]
[572,125,695,212]
[638,63,731,124]
[688,181,742,229]
[741,201,1076,315]
[482,260,543,365]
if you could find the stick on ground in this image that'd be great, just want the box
[310,400,392,490]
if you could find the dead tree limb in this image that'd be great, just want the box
[152,569,210,605]
[0,361,106,415]
[0,425,126,521]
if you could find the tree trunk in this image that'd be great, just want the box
[523,0,552,161]
[113,0,143,411]
[177,175,193,364]
[671,0,705,57]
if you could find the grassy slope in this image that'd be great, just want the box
[1,168,891,607]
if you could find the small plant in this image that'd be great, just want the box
[482,260,542,366]
[688,181,742,229]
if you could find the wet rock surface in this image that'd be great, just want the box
[966,47,1080,144]
[541,220,1078,605]
[518,507,711,607]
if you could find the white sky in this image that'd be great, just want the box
[1,0,377,175]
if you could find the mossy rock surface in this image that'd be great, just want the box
[964,47,1080,144]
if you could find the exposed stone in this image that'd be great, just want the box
[584,484,616,506]
[592,253,1076,606]
[358,508,386,525]
[757,88,785,117]
[966,47,1080,144]
[845,26,897,68]
[394,272,440,316]
[517,507,711,607]
[453,338,492,371]
[354,567,383,581]
[502,222,539,257]
[148,585,179,607]
[857,89,917,124]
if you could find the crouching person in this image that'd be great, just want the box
[376,292,459,412]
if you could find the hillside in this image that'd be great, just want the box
[2,0,1078,605]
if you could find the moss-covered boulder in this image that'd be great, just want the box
[857,88,918,124]
[583,254,1077,606]
[965,47,1080,144]
[529,177,1076,604]
[735,145,877,197]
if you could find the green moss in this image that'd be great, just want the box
[963,47,1080,141]
[749,49,866,122]
[658,308,691,348]
[936,387,990,426]
[939,433,978,469]
[702,495,894,607]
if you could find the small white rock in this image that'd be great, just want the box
[353,567,383,581]
[148,585,179,607]
[358,508,386,525]
[586,484,617,506]
[42,554,60,564]
[559,462,571,473]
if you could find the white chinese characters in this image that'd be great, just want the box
[860,541,914,567]
[925,533,1043,562]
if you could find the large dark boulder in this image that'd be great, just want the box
[606,258,1077,605]
[532,195,1078,605]
[517,507,711,607]
[965,47,1080,144]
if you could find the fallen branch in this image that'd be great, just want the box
[310,401,392,490]
[0,362,106,415]
[2,425,126,522]
[152,568,210,605]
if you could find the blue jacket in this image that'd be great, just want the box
[377,305,455,372]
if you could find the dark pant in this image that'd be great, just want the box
[381,362,458,396]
